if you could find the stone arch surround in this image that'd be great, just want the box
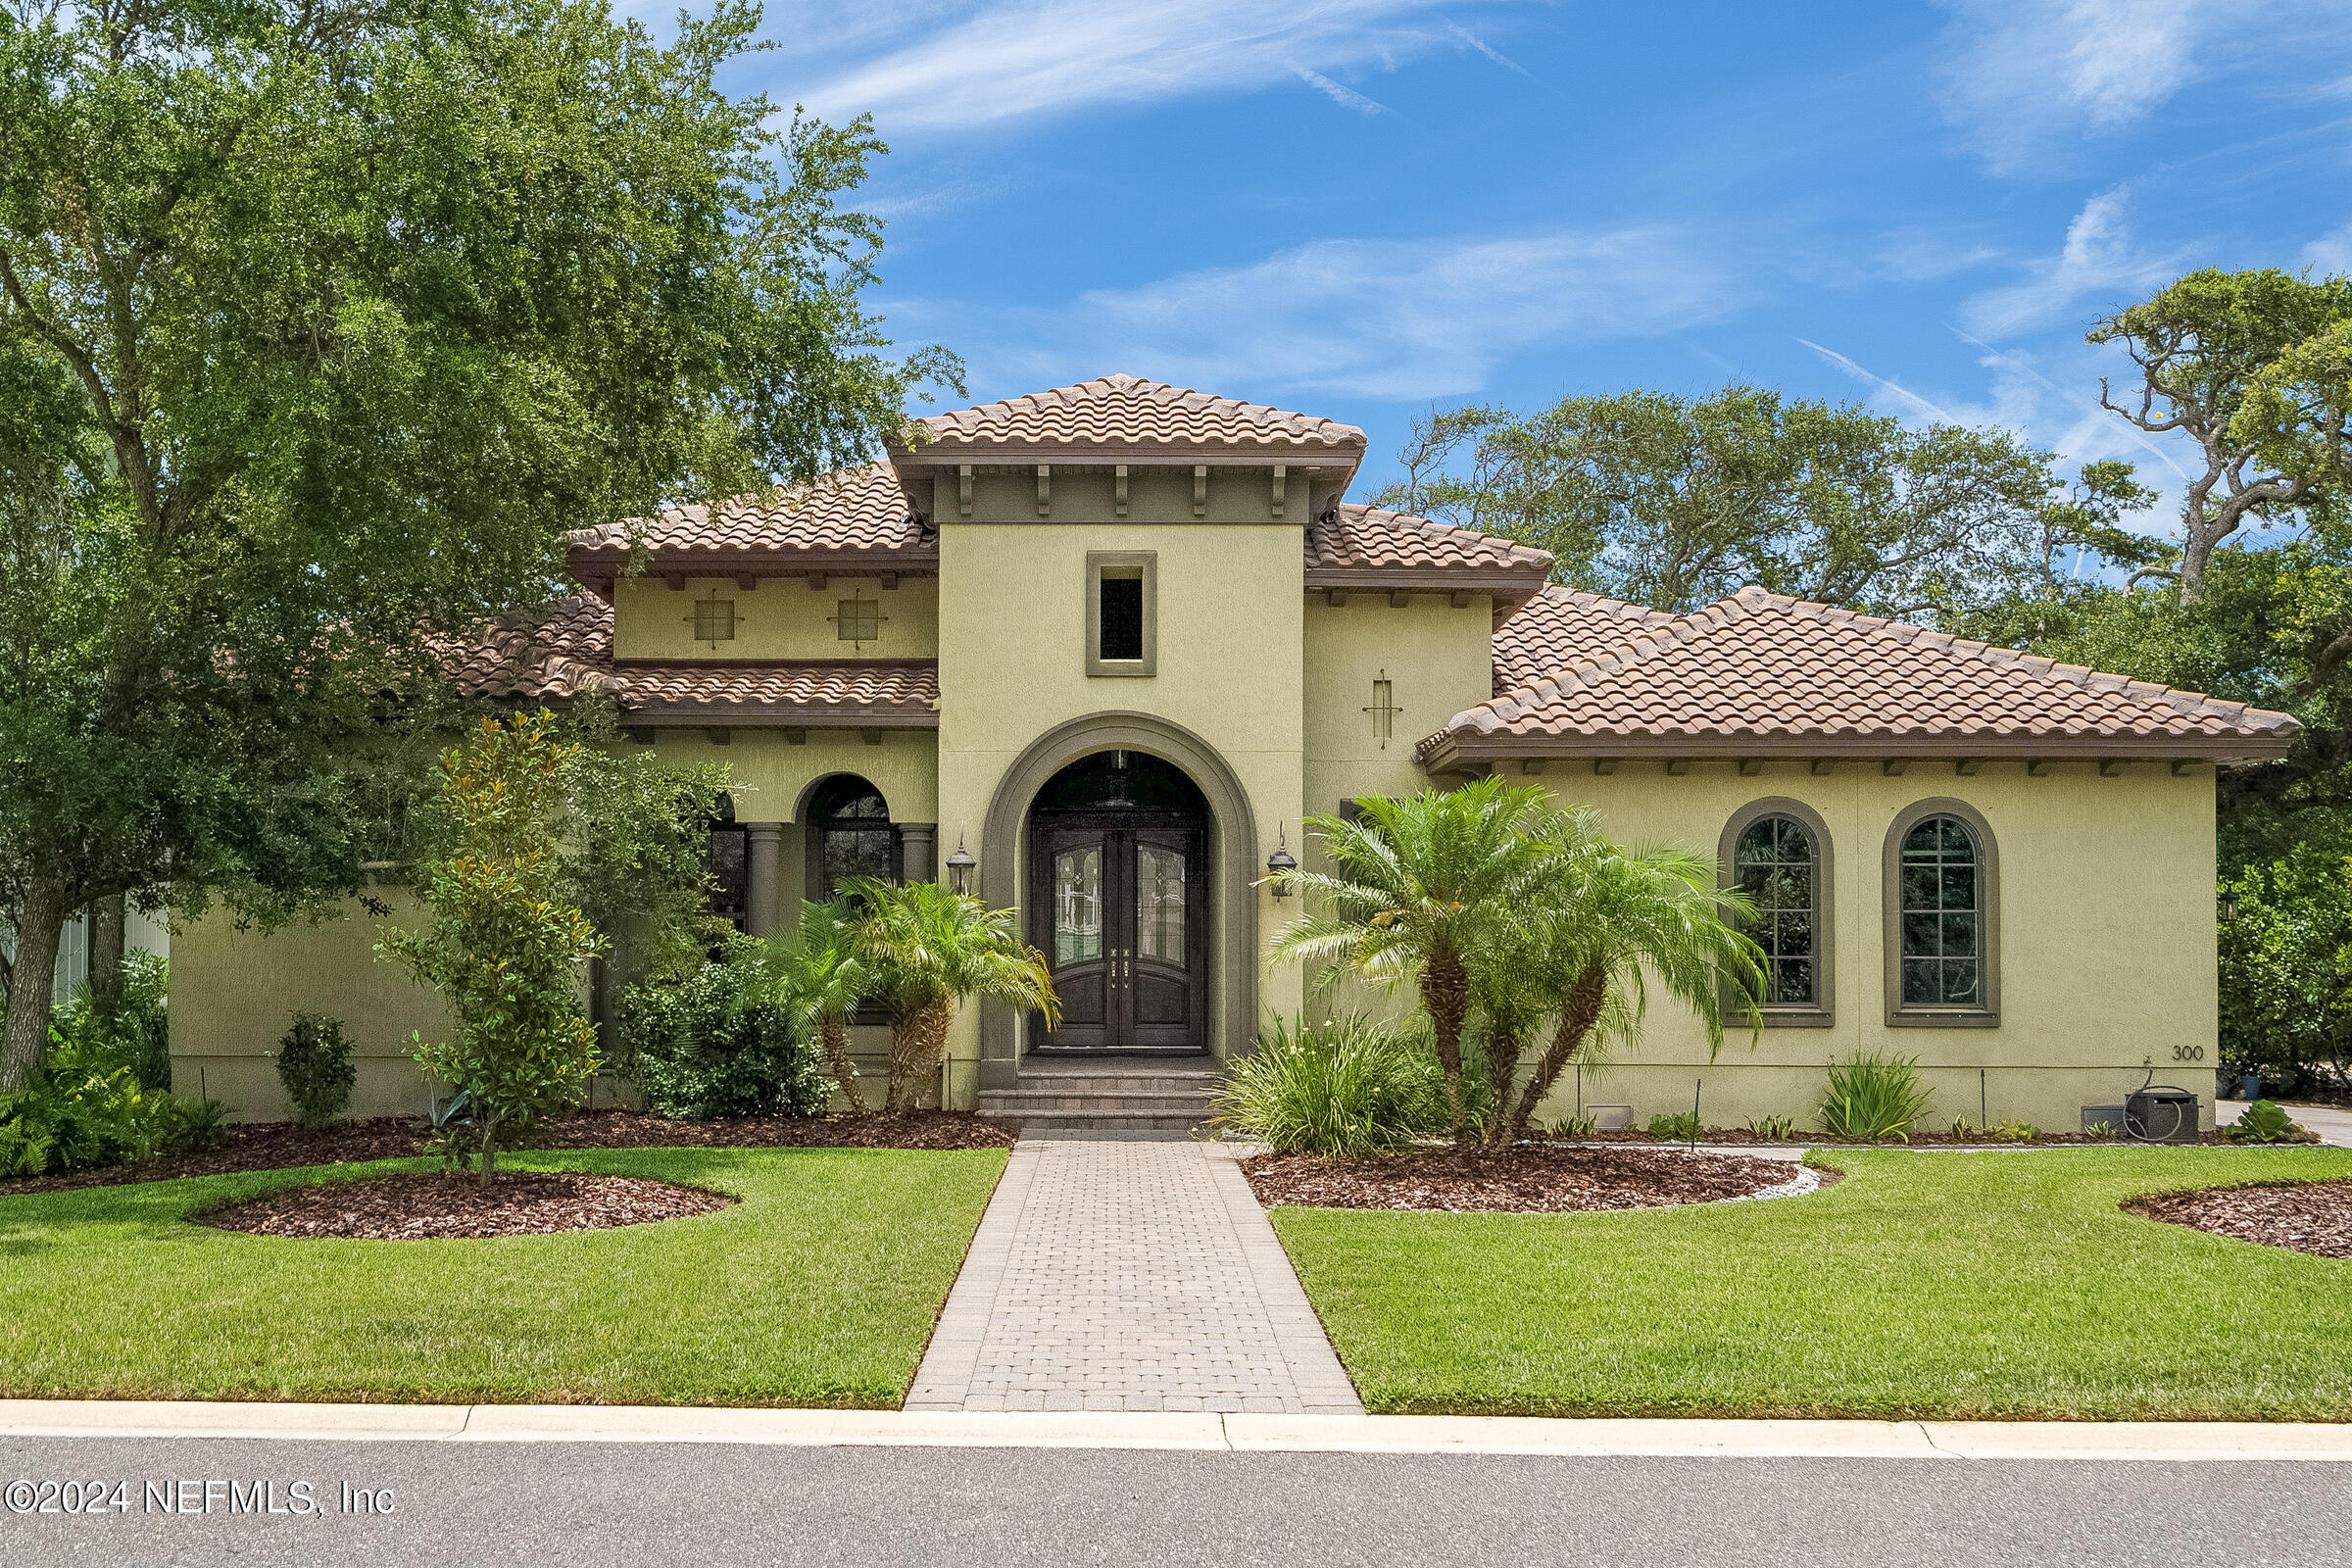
[976,711,1258,1091]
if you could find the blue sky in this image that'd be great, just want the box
[725,0,2352,514]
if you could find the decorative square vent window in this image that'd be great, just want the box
[832,597,884,648]
[690,597,736,647]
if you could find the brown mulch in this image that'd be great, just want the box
[196,1171,733,1241]
[2126,1178,2352,1260]
[1568,1127,2233,1147]
[0,1108,1015,1196]
[1241,1145,1802,1214]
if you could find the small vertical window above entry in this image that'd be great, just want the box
[1085,552,1157,677]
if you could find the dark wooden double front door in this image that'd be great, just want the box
[1029,810,1208,1050]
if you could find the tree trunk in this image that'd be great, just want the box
[1505,962,1608,1146]
[1,878,72,1091]
[818,1012,863,1115]
[1420,947,1471,1149]
[88,894,126,1011]
[885,998,955,1112]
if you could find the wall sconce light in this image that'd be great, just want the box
[1266,828,1298,899]
[2220,884,2240,923]
[946,836,976,897]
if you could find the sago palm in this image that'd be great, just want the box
[840,878,1060,1113]
[1268,775,1553,1147]
[758,900,874,1115]
[1481,808,1766,1150]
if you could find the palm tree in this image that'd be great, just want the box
[1268,775,1553,1147]
[1479,808,1766,1151]
[759,900,874,1115]
[839,878,1060,1113]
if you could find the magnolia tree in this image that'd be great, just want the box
[381,714,601,1184]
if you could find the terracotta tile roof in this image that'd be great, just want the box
[1305,504,1554,612]
[1490,587,1674,692]
[567,463,932,582]
[905,374,1367,459]
[446,595,937,724]
[1431,585,2299,764]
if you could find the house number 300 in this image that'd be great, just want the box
[2172,1045,2206,1062]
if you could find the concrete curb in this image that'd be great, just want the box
[3,1401,2347,1460]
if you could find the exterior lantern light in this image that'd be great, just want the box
[1266,828,1298,899]
[2220,885,2240,923]
[945,836,977,897]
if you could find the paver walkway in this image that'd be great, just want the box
[906,1138,1363,1414]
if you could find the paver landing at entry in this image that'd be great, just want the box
[906,1138,1362,1414]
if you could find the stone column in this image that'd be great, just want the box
[745,822,786,938]
[898,822,938,885]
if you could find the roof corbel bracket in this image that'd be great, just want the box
[2098,760,2125,777]
[1665,760,1692,776]
[1450,591,1473,609]
[1037,464,1051,517]
[860,728,885,747]
[880,572,900,590]
[1592,758,1619,775]
[736,574,759,591]
[1389,590,1410,609]
[2027,760,2052,777]
[1193,466,1207,517]
[958,464,973,518]
[2170,760,2201,776]
[1522,759,1545,775]
[705,726,732,746]
[661,572,687,591]
[1882,760,1909,776]
[626,727,654,746]
[1737,759,1763,777]
[1326,589,1348,608]
[1271,465,1287,519]
[1809,759,1836,776]
[1114,464,1128,517]
[1954,758,1984,776]
[783,727,807,746]
[807,574,828,592]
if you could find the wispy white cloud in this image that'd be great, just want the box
[1872,224,2003,284]
[1292,66,1392,116]
[1797,338,1962,424]
[1932,0,2348,172]
[1445,22,1535,80]
[1958,187,2189,340]
[789,0,1522,135]
[2304,220,2352,278]
[909,223,1750,403]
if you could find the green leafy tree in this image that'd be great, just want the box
[1372,387,2067,619]
[380,713,601,1184]
[0,0,956,1087]
[841,879,1058,1114]
[2220,850,2352,1097]
[2089,268,2352,605]
[561,700,733,989]
[1269,777,1552,1148]
[757,900,875,1114]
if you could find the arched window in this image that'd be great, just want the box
[1884,800,1999,1026]
[1720,799,1834,1024]
[707,793,749,932]
[806,775,895,901]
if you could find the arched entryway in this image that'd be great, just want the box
[1028,751,1210,1053]
[976,712,1258,1090]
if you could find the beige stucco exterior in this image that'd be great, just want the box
[168,397,2237,1135]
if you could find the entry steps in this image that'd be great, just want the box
[976,1061,1219,1135]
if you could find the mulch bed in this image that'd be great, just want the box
[0,1108,1015,1196]
[1241,1145,1804,1214]
[2127,1178,2352,1260]
[1569,1127,2232,1147]
[196,1171,733,1241]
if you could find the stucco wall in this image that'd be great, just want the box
[1301,594,1495,822]
[933,511,1310,1079]
[611,573,938,661]
[640,727,938,828]
[1480,759,2220,1134]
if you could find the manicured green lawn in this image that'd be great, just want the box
[1271,1147,2352,1419]
[0,1146,1004,1407]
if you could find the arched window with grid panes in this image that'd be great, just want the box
[1719,799,1834,1025]
[1884,799,2000,1027]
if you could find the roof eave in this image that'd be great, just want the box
[1306,566,1549,614]
[1421,729,2299,768]
[618,705,938,728]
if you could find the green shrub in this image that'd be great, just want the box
[1821,1051,1933,1142]
[1746,1113,1804,1142]
[0,1023,220,1176]
[619,944,828,1121]
[2229,1099,2312,1145]
[149,1094,227,1155]
[1548,1112,1598,1140]
[56,953,171,1091]
[1646,1110,1702,1142]
[1209,1013,1446,1156]
[273,1013,356,1128]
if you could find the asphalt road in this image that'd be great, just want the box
[3,1436,2346,1567]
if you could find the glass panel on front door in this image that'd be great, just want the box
[1136,844,1185,962]
[1054,846,1102,965]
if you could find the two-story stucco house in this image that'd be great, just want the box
[172,375,2299,1134]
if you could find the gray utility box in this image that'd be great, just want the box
[2082,1104,2127,1136]
[2125,1089,2201,1145]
